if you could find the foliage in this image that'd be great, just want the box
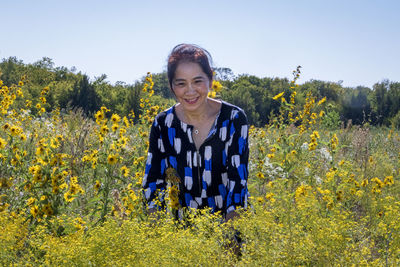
[391,110,400,129]
[322,103,342,129]
[2,57,400,127]
[1,65,400,265]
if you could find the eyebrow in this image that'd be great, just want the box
[174,76,205,82]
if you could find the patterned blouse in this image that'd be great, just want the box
[142,101,249,215]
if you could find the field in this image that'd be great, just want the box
[1,74,400,266]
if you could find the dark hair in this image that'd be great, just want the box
[167,44,213,90]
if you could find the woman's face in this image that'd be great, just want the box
[172,61,211,113]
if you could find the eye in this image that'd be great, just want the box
[174,81,186,87]
[194,79,203,84]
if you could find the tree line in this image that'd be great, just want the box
[1,57,400,128]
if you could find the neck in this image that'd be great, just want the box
[176,98,217,125]
[184,102,210,124]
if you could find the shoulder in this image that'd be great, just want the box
[221,101,248,124]
[152,106,175,128]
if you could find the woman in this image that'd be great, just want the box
[142,44,249,221]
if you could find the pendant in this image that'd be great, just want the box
[194,129,199,135]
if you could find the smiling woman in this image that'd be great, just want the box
[142,44,249,222]
[172,62,212,116]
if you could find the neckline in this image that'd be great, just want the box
[172,100,224,128]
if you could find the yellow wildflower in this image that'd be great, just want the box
[95,111,104,121]
[2,123,10,131]
[27,197,36,206]
[10,126,21,136]
[317,97,326,106]
[50,138,60,149]
[107,154,118,165]
[94,180,101,191]
[43,204,53,216]
[64,192,74,202]
[256,172,265,179]
[208,91,216,98]
[100,106,109,113]
[211,80,223,92]
[168,184,180,210]
[36,146,46,156]
[111,124,119,132]
[384,176,394,186]
[111,114,121,124]
[272,92,284,100]
[20,133,27,141]
[30,205,39,217]
[0,137,6,149]
[331,134,338,150]
[372,177,384,189]
[266,193,275,202]
[120,166,130,177]
[100,125,109,135]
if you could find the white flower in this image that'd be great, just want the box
[318,147,332,162]
[301,142,309,150]
[304,167,310,176]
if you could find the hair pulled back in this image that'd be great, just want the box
[167,44,213,89]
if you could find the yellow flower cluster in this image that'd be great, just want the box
[0,77,24,115]
[64,176,84,202]
[308,131,320,151]
[330,133,339,151]
[208,80,223,98]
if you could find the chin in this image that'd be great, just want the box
[181,97,206,110]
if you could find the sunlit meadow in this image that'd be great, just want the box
[1,68,399,266]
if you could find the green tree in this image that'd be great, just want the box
[341,86,372,124]
[371,80,389,125]
[124,82,142,123]
[387,82,400,119]
[214,67,235,81]
[223,84,260,125]
[68,75,101,115]
[0,57,25,85]
[151,72,173,99]
[301,80,341,102]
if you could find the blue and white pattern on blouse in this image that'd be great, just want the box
[142,101,249,215]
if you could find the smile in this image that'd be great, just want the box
[184,97,199,104]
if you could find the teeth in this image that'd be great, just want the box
[186,97,198,103]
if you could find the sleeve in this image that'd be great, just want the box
[142,117,167,210]
[225,109,249,214]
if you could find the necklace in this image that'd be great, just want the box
[194,129,199,135]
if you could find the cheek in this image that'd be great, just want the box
[172,87,185,98]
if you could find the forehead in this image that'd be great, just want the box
[174,62,207,80]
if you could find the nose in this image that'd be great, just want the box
[186,82,196,94]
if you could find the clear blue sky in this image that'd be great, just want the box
[1,0,399,88]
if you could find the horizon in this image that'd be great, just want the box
[2,55,397,89]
